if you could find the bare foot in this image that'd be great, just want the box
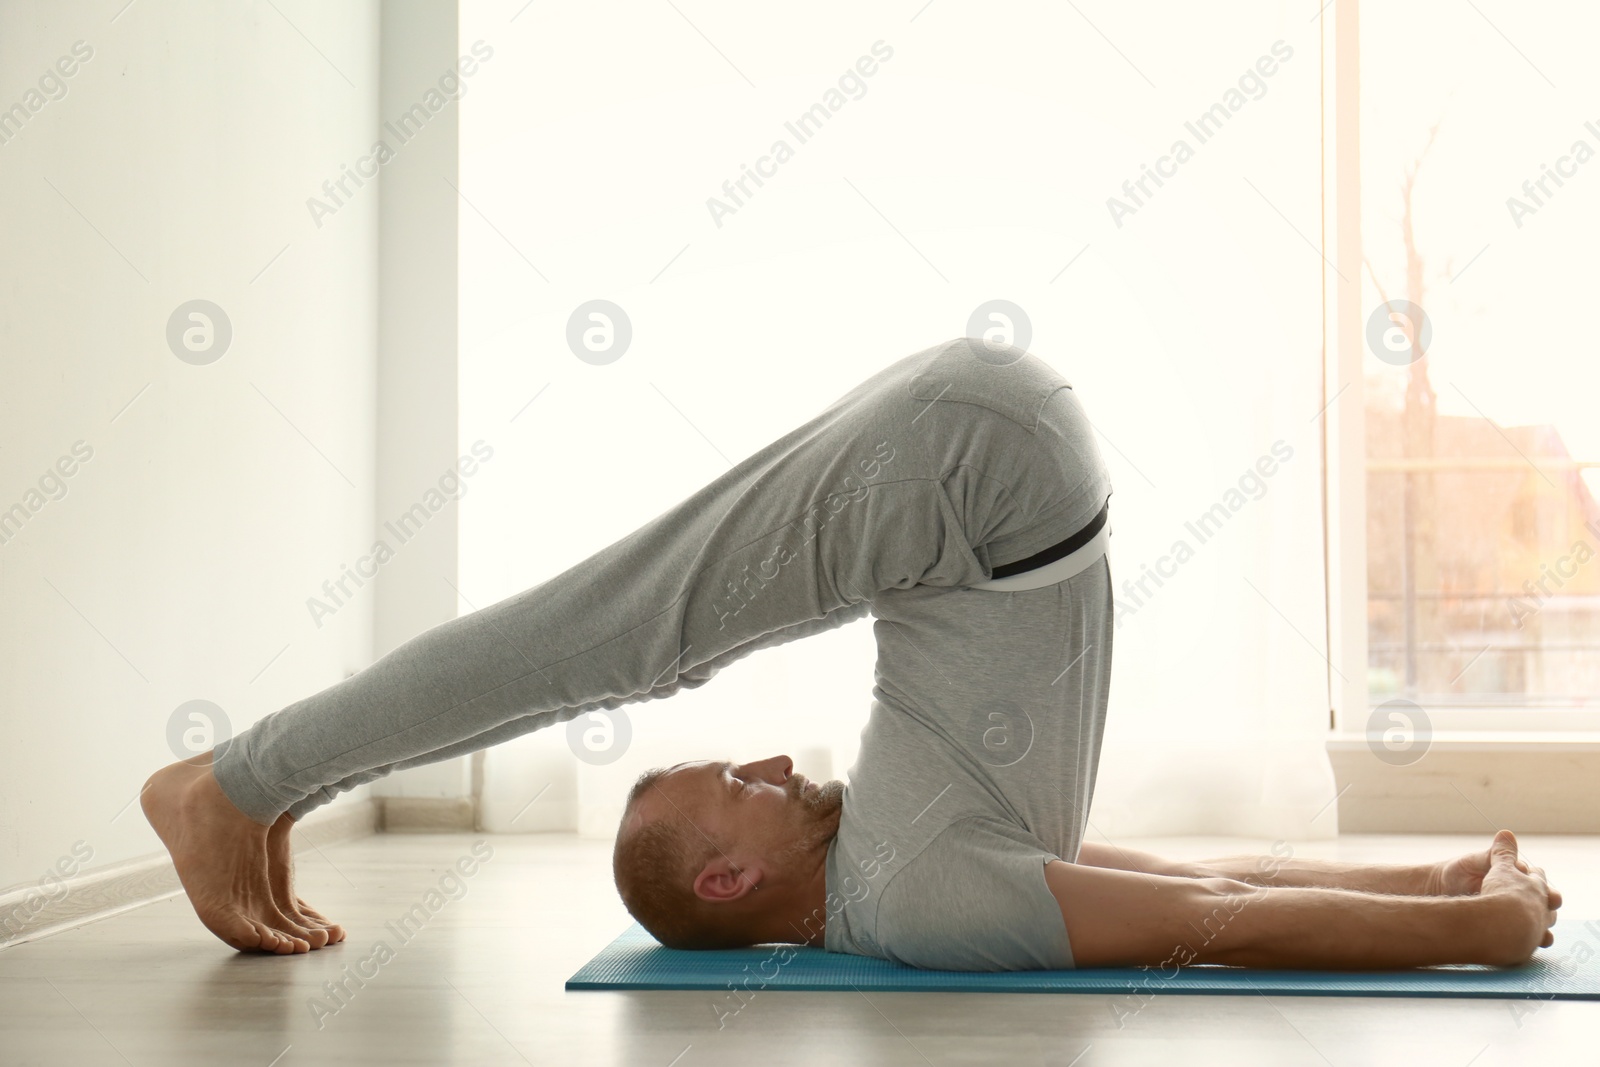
[141,752,315,953]
[267,813,345,946]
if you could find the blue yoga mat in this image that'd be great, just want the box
[568,921,1600,999]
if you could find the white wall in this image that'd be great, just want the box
[0,1,380,888]
[458,0,1336,840]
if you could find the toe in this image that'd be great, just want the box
[268,912,314,953]
[296,899,346,943]
[211,912,266,952]
[248,920,285,952]
[284,905,332,947]
[251,920,307,955]
[296,898,332,923]
[275,931,310,954]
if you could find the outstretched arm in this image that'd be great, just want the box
[1050,830,1559,969]
[1075,835,1559,899]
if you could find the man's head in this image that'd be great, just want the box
[612,754,844,949]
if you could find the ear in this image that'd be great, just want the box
[693,856,763,904]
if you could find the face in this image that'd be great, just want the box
[628,754,845,897]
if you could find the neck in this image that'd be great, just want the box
[741,843,832,947]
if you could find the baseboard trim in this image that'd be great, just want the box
[297,796,382,847]
[379,796,477,832]
[0,798,380,950]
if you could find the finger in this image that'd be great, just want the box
[1490,829,1519,865]
[1541,930,1554,948]
[1516,858,1529,873]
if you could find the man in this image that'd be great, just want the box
[614,756,1562,970]
[144,337,1115,953]
[144,335,1560,965]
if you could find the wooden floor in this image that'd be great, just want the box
[1,831,1597,1066]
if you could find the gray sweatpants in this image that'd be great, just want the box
[211,338,1114,824]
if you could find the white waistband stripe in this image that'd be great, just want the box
[969,522,1111,592]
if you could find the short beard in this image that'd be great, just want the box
[788,777,845,856]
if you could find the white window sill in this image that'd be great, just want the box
[1327,731,1600,754]
[1325,733,1600,832]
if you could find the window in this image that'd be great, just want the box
[1355,0,1600,725]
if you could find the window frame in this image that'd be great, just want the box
[1321,0,1600,737]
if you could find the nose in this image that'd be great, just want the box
[740,754,793,785]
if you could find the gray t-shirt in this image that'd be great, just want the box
[821,484,1113,967]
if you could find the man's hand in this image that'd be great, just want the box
[1430,838,1511,895]
[1477,830,1561,962]
[1429,830,1564,908]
